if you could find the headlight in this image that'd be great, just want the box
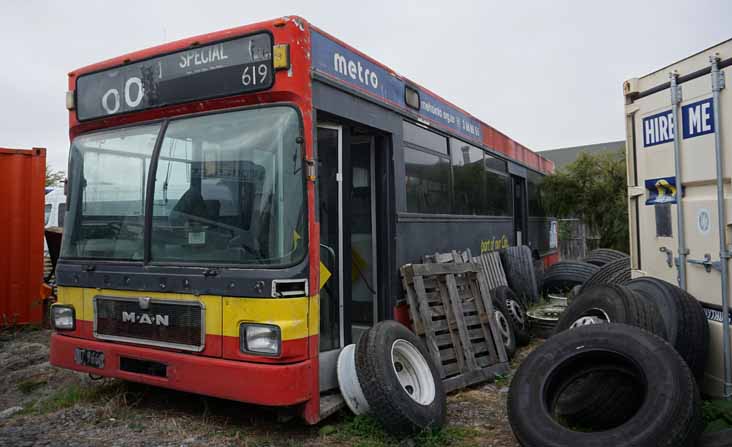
[240,324,281,356]
[51,305,75,330]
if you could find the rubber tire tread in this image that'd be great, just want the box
[541,261,599,294]
[583,248,628,267]
[492,286,531,346]
[507,323,703,447]
[552,284,667,428]
[500,246,539,305]
[355,321,447,436]
[581,257,631,291]
[627,277,709,380]
[555,284,666,337]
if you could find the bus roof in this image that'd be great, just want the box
[69,16,553,174]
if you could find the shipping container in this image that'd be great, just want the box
[623,39,732,397]
[0,147,47,326]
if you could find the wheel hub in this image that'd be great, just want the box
[391,339,436,405]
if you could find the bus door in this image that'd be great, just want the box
[512,175,527,245]
[316,123,379,390]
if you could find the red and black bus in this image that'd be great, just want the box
[50,16,556,423]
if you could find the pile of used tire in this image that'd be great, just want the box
[507,275,709,446]
[527,248,632,337]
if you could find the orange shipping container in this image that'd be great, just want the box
[0,147,47,326]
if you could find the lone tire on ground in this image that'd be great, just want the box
[508,323,703,447]
[583,248,628,267]
[490,292,517,358]
[355,321,446,435]
[627,277,709,380]
[492,286,531,346]
[500,246,539,305]
[542,261,599,294]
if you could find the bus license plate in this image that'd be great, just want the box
[74,348,105,369]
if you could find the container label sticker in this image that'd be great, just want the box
[642,97,715,147]
[645,176,679,205]
[704,306,732,325]
[697,208,711,235]
[682,98,715,139]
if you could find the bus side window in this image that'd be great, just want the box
[58,203,66,227]
[44,204,52,225]
[655,204,672,238]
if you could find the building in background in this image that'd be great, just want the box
[540,140,625,170]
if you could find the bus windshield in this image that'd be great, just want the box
[61,106,307,266]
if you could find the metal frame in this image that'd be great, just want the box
[92,295,206,352]
[669,72,688,289]
[317,123,345,348]
[710,55,732,397]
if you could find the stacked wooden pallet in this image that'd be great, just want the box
[401,257,509,392]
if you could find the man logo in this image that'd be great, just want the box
[121,311,169,326]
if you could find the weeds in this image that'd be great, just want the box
[17,378,47,394]
[318,414,478,447]
[20,380,129,416]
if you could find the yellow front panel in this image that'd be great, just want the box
[222,297,315,341]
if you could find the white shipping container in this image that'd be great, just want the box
[624,38,732,397]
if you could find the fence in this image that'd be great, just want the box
[558,218,599,260]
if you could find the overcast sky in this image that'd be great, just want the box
[1,0,730,171]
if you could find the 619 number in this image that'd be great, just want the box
[242,63,269,87]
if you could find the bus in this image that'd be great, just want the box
[49,16,556,423]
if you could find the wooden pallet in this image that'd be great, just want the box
[401,261,509,393]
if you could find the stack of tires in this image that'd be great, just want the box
[527,249,631,337]
[507,276,709,446]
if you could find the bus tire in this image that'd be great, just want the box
[581,257,631,291]
[355,321,446,436]
[492,286,531,346]
[542,261,599,294]
[554,284,666,337]
[507,324,703,447]
[491,292,517,358]
[500,246,539,305]
[583,248,628,267]
[627,277,709,380]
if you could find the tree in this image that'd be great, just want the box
[541,150,629,252]
[45,165,65,187]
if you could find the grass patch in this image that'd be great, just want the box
[319,414,478,447]
[17,378,47,394]
[703,399,732,432]
[21,380,128,415]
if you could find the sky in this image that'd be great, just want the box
[1,0,730,171]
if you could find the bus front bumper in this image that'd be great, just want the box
[50,333,314,406]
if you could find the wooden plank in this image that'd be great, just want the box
[445,273,479,372]
[435,327,485,345]
[400,267,425,336]
[411,262,476,277]
[436,277,466,374]
[412,275,446,377]
[476,267,508,363]
[432,313,486,332]
[467,272,500,364]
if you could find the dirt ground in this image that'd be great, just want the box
[0,327,537,447]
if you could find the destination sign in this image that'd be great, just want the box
[76,33,273,121]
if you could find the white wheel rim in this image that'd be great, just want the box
[336,344,370,415]
[570,308,611,329]
[494,310,512,342]
[391,339,436,405]
[506,299,525,324]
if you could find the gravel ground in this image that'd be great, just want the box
[0,328,537,447]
